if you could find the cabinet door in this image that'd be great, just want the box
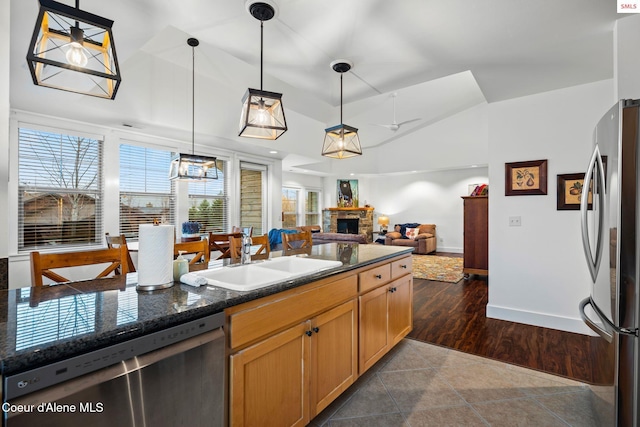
[388,275,413,346]
[310,299,358,416]
[359,285,389,374]
[230,322,310,427]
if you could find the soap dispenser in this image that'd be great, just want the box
[173,250,188,281]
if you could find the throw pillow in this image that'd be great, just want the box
[405,227,419,240]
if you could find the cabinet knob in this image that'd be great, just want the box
[375,274,382,279]
[388,287,397,293]
[305,330,312,337]
[313,327,320,333]
[401,264,407,269]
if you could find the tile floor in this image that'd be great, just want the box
[311,338,614,426]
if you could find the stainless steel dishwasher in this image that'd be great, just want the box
[3,312,225,427]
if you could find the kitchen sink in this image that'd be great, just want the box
[194,257,343,291]
[255,256,343,274]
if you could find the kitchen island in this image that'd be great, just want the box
[0,243,413,426]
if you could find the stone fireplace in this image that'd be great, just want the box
[322,207,374,242]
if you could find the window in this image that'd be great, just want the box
[282,187,298,228]
[305,190,320,226]
[188,160,228,233]
[240,162,267,236]
[119,144,175,239]
[18,127,103,250]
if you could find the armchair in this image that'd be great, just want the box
[385,223,437,254]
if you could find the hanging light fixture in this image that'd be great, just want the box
[239,1,287,140]
[322,60,362,159]
[169,38,219,181]
[26,0,121,99]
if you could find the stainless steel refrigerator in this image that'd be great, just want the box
[579,99,640,426]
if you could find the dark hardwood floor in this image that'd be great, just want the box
[408,254,614,385]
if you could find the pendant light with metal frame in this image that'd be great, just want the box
[239,1,288,140]
[26,0,121,99]
[322,60,362,159]
[169,38,219,181]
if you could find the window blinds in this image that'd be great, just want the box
[18,127,103,250]
[119,144,175,239]
[188,159,228,233]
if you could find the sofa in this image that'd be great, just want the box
[385,223,436,254]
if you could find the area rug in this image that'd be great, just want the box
[411,255,464,283]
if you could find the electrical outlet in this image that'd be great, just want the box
[509,216,521,227]
[439,238,443,243]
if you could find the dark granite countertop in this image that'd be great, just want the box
[0,243,412,375]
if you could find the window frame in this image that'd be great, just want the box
[16,124,105,252]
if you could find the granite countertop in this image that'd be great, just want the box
[0,243,412,375]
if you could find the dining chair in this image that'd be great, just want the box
[229,234,270,261]
[105,232,136,273]
[30,246,129,287]
[281,230,312,251]
[209,232,243,259]
[232,226,254,237]
[174,238,210,265]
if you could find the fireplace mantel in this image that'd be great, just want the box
[322,207,374,242]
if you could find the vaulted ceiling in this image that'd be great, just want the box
[9,0,623,173]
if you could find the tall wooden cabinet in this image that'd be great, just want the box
[462,196,488,276]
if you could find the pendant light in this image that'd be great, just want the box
[322,60,362,159]
[26,0,121,99]
[239,1,288,140]
[169,38,219,181]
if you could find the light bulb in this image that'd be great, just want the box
[338,139,344,149]
[255,99,270,125]
[66,42,88,67]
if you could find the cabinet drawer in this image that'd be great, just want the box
[359,264,391,293]
[229,275,357,350]
[391,256,412,279]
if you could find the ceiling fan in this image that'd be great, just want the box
[374,92,421,132]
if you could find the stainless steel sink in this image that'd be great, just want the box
[194,257,343,291]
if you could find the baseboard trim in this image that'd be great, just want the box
[486,304,597,336]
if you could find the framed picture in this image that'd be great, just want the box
[505,159,548,196]
[557,173,591,210]
[337,179,359,207]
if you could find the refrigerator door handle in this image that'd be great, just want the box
[580,297,638,341]
[580,146,605,282]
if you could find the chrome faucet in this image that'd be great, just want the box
[241,233,252,264]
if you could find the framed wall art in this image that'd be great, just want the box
[337,179,359,207]
[505,159,548,196]
[557,173,591,210]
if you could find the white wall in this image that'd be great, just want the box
[0,0,9,259]
[487,79,614,334]
[614,15,640,100]
[367,168,489,253]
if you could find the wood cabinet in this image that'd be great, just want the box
[462,196,488,276]
[226,254,413,426]
[230,299,357,426]
[359,273,412,374]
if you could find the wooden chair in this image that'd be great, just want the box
[281,231,312,251]
[229,234,270,261]
[105,232,136,273]
[232,226,254,237]
[209,232,243,259]
[174,239,210,265]
[30,246,129,287]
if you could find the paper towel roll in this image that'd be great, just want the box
[137,224,174,290]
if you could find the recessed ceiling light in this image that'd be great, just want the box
[350,173,355,176]
[269,150,278,154]
[471,164,478,168]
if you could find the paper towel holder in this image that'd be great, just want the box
[136,281,174,292]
